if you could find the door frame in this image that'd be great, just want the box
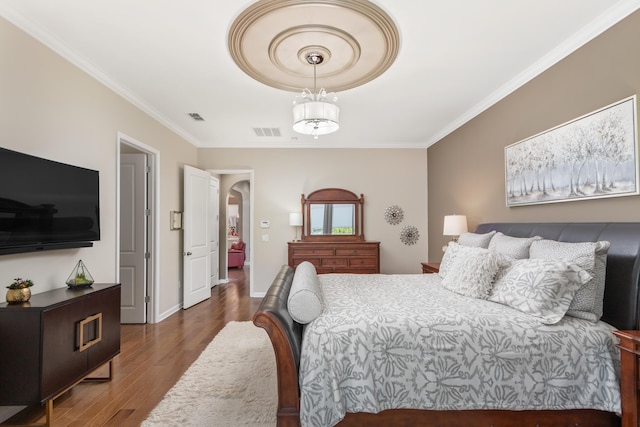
[116,132,160,324]
[209,169,254,296]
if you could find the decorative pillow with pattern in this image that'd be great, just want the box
[440,245,500,299]
[530,239,610,322]
[458,231,496,248]
[489,258,591,324]
[438,241,462,279]
[488,232,541,259]
[288,261,324,324]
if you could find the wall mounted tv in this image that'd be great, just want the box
[0,147,100,255]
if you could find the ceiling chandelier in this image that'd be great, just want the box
[292,53,339,139]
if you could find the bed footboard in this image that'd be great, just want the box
[252,265,302,427]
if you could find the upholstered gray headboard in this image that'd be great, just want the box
[474,223,640,330]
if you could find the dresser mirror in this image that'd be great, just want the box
[301,188,364,241]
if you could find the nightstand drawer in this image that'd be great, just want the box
[421,262,440,274]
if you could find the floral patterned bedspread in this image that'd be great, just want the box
[299,274,620,427]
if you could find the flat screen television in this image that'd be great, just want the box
[0,147,100,255]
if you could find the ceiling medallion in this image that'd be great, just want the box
[228,0,400,92]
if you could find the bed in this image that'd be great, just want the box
[253,222,640,427]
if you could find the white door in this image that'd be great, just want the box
[183,165,211,309]
[119,153,147,323]
[210,177,220,287]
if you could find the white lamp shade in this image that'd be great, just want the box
[292,101,340,136]
[443,215,468,236]
[289,212,303,227]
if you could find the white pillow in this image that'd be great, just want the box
[440,246,500,299]
[438,241,461,279]
[488,232,541,259]
[288,261,324,324]
[489,259,591,324]
[529,239,610,322]
[458,231,496,248]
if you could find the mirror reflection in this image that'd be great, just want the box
[309,203,355,235]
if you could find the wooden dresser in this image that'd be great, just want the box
[291,188,380,274]
[288,241,380,274]
[0,283,121,426]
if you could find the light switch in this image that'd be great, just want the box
[260,221,270,228]
[262,234,269,241]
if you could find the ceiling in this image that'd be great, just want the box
[1,0,638,149]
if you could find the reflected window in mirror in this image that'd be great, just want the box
[301,188,364,242]
[310,203,355,235]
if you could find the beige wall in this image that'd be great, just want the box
[427,10,640,261]
[0,17,197,316]
[198,148,428,294]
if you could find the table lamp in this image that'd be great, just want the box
[443,214,467,243]
[289,212,303,241]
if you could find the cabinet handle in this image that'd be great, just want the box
[78,312,103,352]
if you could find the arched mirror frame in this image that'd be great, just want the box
[301,188,365,242]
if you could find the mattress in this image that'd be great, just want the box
[299,273,621,427]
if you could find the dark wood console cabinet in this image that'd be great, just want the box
[288,241,380,274]
[0,283,120,424]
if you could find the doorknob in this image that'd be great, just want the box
[183,251,192,256]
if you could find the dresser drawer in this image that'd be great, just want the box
[294,248,334,256]
[321,258,348,267]
[349,257,377,267]
[335,248,377,256]
[288,241,380,274]
[292,258,321,268]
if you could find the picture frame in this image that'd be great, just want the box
[505,95,638,207]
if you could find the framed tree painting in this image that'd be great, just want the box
[505,95,638,207]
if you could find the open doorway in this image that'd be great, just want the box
[209,170,254,295]
[117,132,159,324]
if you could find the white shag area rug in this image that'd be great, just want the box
[142,321,277,426]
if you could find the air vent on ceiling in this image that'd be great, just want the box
[187,112,205,121]
[253,127,281,137]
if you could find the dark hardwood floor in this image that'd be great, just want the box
[3,267,261,427]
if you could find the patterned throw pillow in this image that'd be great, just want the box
[488,232,541,259]
[457,231,496,249]
[530,239,610,321]
[440,245,500,299]
[489,258,591,324]
[438,241,461,279]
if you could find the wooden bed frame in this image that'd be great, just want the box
[253,222,640,427]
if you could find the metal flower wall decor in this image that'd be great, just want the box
[384,205,404,225]
[400,225,420,245]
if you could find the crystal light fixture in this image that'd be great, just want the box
[292,53,339,139]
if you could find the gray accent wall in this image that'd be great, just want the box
[427,10,640,261]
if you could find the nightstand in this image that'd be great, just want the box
[613,330,640,427]
[421,262,440,274]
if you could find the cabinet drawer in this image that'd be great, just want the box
[293,258,321,268]
[349,257,377,267]
[294,248,334,256]
[334,267,378,274]
[335,248,377,256]
[321,258,348,267]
